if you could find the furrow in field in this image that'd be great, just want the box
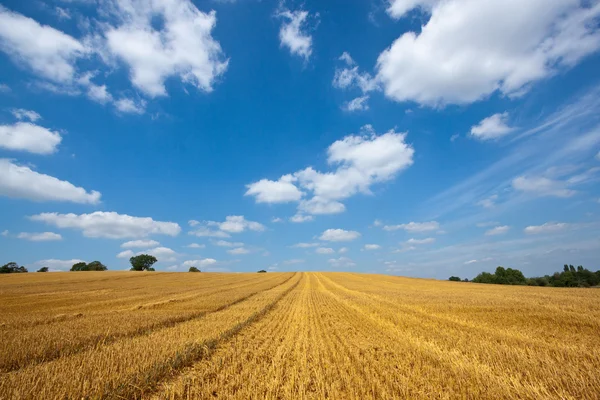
[316,273,599,399]
[0,273,294,373]
[0,273,301,400]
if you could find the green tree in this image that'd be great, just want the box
[86,261,108,271]
[37,267,49,273]
[258,269,267,273]
[129,254,158,271]
[0,262,28,273]
[188,266,201,272]
[448,276,461,282]
[70,262,88,271]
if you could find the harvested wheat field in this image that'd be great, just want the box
[1,272,599,399]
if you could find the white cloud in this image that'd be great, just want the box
[188,220,200,227]
[117,250,134,259]
[54,7,71,20]
[17,231,62,241]
[464,259,478,265]
[485,225,510,236]
[0,83,10,92]
[217,215,265,233]
[30,211,181,239]
[0,122,62,154]
[377,0,600,106]
[524,222,569,234]
[297,197,346,215]
[476,194,498,209]
[320,229,361,242]
[227,247,250,255]
[0,7,86,83]
[189,226,230,238]
[87,84,113,104]
[328,257,356,268]
[289,214,314,223]
[338,247,348,254]
[247,126,413,215]
[343,95,369,112]
[245,174,303,204]
[271,217,283,223]
[1,230,8,236]
[182,258,217,268]
[406,237,435,245]
[339,52,355,66]
[512,176,576,198]
[104,0,228,97]
[333,61,378,93]
[213,240,244,247]
[121,239,160,248]
[31,259,84,271]
[114,98,146,114]
[10,109,41,122]
[470,113,515,140]
[450,134,459,142]
[316,247,335,254]
[0,159,101,203]
[364,244,381,250]
[277,9,313,60]
[140,246,177,262]
[291,242,319,248]
[373,219,383,227]
[383,221,439,232]
[186,243,205,248]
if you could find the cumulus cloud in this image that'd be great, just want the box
[290,242,319,248]
[30,211,181,239]
[289,214,314,223]
[0,122,62,154]
[186,243,205,248]
[117,250,134,259]
[245,174,303,203]
[104,0,228,97]
[0,7,86,83]
[338,247,348,254]
[512,176,576,198]
[343,95,370,112]
[114,98,146,114]
[17,232,62,241]
[406,237,435,245]
[10,109,41,122]
[524,222,569,234]
[227,247,250,255]
[363,244,381,250]
[189,216,263,237]
[277,9,313,60]
[328,257,356,268]
[213,240,244,247]
[247,126,414,216]
[319,229,361,242]
[272,217,284,223]
[216,215,265,233]
[140,246,177,262]
[0,159,101,203]
[485,225,510,236]
[316,247,335,254]
[377,0,600,106]
[383,221,439,232]
[121,239,160,248]
[470,113,515,140]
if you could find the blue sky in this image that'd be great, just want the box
[0,0,599,278]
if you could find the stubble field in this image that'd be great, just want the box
[0,271,599,399]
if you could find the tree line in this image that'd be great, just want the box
[450,265,600,287]
[1,255,204,274]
